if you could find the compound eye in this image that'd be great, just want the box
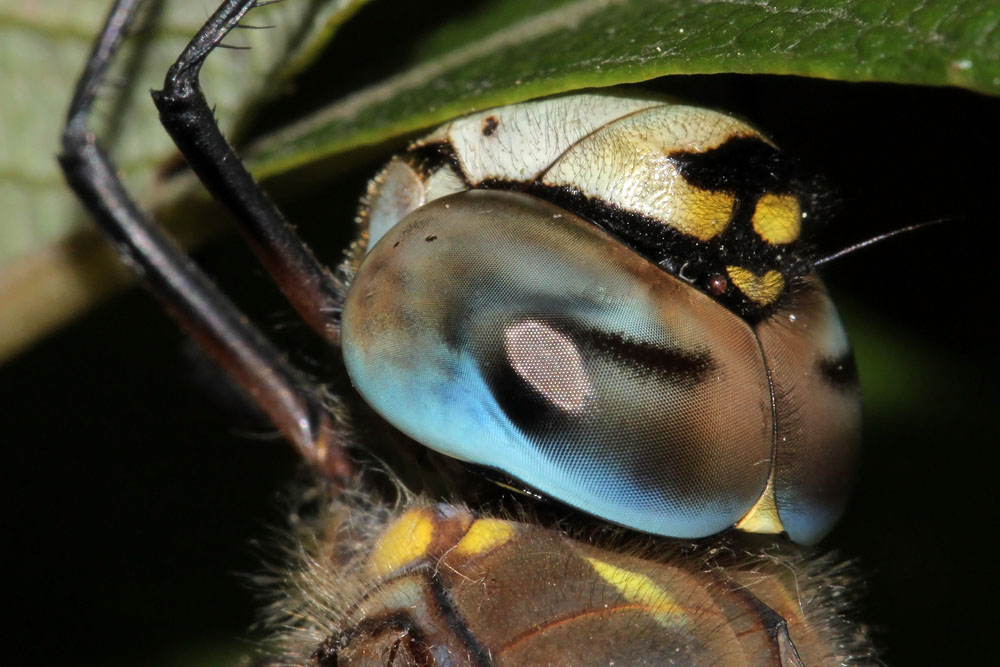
[754,280,861,544]
[342,190,775,538]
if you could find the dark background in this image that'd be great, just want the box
[4,1,998,664]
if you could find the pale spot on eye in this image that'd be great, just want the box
[503,320,593,413]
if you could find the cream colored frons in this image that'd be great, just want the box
[734,475,785,535]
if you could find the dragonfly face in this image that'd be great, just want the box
[255,93,871,664]
[37,1,995,665]
[341,94,860,545]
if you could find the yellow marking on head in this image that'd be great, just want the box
[752,193,801,244]
[586,557,687,628]
[368,508,435,577]
[669,187,735,241]
[453,519,515,557]
[726,266,786,306]
[735,474,785,535]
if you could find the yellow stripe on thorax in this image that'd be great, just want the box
[586,557,687,628]
[368,508,435,577]
[453,518,515,557]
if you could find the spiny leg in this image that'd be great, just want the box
[58,0,353,485]
[152,0,344,347]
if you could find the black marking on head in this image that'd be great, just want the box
[670,135,796,197]
[408,134,821,322]
[818,353,859,392]
[408,141,472,187]
[514,181,813,322]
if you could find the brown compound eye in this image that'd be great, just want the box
[344,189,779,540]
[705,273,728,296]
[348,96,863,544]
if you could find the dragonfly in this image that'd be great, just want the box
[5,0,992,664]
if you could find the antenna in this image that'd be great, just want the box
[814,218,953,266]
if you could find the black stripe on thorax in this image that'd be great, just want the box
[336,566,495,667]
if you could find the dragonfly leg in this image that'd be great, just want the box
[58,0,354,486]
[151,0,345,347]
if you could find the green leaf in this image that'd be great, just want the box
[248,0,1000,179]
[0,0,367,360]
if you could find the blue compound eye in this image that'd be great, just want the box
[342,189,859,543]
[341,94,861,544]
